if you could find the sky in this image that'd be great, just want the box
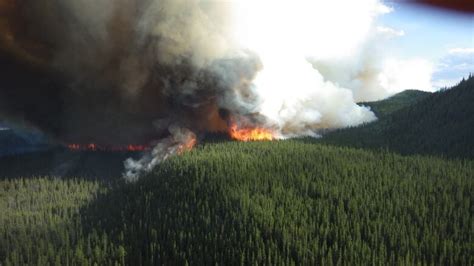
[378,1,473,88]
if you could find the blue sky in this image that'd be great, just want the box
[378,2,473,87]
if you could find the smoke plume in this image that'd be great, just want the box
[124,125,196,182]
[0,0,432,179]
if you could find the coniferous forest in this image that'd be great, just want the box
[323,75,474,159]
[0,77,473,265]
[1,141,473,265]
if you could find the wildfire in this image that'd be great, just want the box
[229,124,275,142]
[177,137,197,154]
[66,143,150,152]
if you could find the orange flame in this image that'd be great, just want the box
[229,124,275,142]
[177,136,197,154]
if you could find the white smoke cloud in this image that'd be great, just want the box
[253,56,377,136]
[124,125,196,182]
[378,58,434,94]
[227,0,435,135]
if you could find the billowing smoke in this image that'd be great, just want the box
[0,0,242,144]
[124,125,196,182]
[0,0,433,179]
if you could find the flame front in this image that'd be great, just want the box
[67,143,149,152]
[229,124,275,142]
[177,136,197,154]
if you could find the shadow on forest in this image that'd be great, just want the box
[0,149,142,181]
[75,162,254,265]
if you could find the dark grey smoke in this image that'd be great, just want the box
[0,0,259,145]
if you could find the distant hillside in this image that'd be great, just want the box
[323,75,474,158]
[0,149,138,180]
[0,127,52,156]
[361,90,431,118]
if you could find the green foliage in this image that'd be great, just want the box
[0,178,108,265]
[361,90,431,118]
[324,75,474,158]
[1,141,472,265]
